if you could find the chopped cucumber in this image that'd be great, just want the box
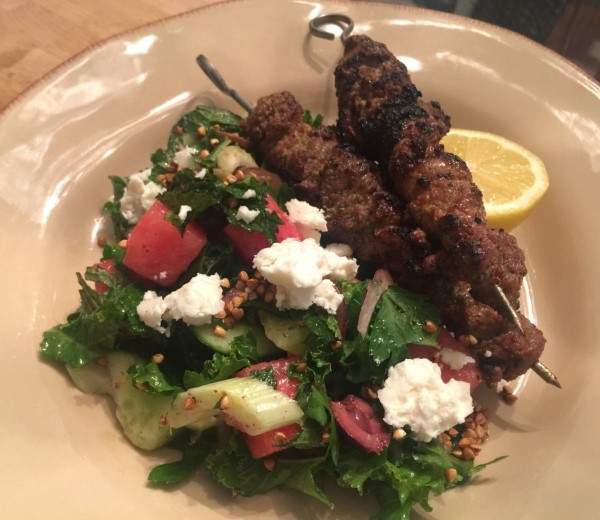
[67,361,112,395]
[258,311,310,355]
[167,376,303,435]
[106,352,176,450]
[192,319,279,358]
[186,412,220,432]
[216,144,257,173]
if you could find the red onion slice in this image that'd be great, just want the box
[357,269,394,337]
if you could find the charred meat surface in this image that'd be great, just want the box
[242,37,545,384]
[244,91,432,277]
[333,34,545,383]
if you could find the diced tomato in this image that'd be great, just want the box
[224,194,302,265]
[234,356,301,399]
[223,225,269,265]
[409,327,482,391]
[235,357,302,458]
[123,201,207,287]
[244,423,302,459]
[265,194,303,242]
[92,259,117,296]
[330,394,390,454]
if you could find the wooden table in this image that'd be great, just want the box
[1,0,597,112]
[0,0,220,111]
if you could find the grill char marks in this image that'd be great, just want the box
[242,91,428,277]
[333,35,544,384]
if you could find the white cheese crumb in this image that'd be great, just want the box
[242,189,257,199]
[178,205,192,221]
[236,205,260,224]
[136,291,168,334]
[325,242,353,258]
[120,168,166,225]
[285,199,328,242]
[137,274,224,332]
[253,238,357,314]
[378,358,473,442]
[484,349,492,358]
[163,273,225,326]
[173,146,197,170]
[439,348,476,370]
[195,168,207,179]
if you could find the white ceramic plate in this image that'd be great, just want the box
[1,1,599,518]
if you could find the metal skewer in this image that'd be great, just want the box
[494,284,561,389]
[196,26,561,391]
[196,55,254,114]
[309,13,354,44]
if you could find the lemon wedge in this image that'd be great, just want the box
[441,129,549,231]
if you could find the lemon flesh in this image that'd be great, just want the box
[441,129,549,231]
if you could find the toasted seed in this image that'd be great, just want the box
[392,428,407,440]
[199,149,210,158]
[118,239,128,248]
[331,340,343,351]
[197,126,207,137]
[231,307,244,321]
[422,320,437,333]
[462,447,476,460]
[183,396,196,411]
[448,427,459,437]
[219,394,232,410]
[463,428,477,439]
[321,432,331,443]
[220,278,231,289]
[444,468,458,482]
[295,362,307,372]
[213,325,227,338]
[458,437,472,448]
[152,353,165,364]
[452,449,463,458]
[273,431,287,444]
[263,458,275,471]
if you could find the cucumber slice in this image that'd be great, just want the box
[67,361,112,395]
[167,376,303,435]
[106,352,176,450]
[258,311,309,355]
[186,412,220,432]
[192,320,279,358]
[216,145,257,173]
[192,321,252,354]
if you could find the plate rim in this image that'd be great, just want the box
[1,0,599,118]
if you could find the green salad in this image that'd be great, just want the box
[40,105,497,519]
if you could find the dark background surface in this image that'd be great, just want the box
[381,0,600,80]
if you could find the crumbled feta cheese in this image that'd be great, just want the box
[178,204,192,221]
[173,146,197,170]
[484,349,492,358]
[136,291,168,333]
[163,273,224,326]
[120,168,166,225]
[137,274,224,332]
[439,348,476,370]
[378,358,473,442]
[325,242,353,258]
[253,238,358,314]
[195,168,207,179]
[236,205,260,224]
[285,199,328,241]
[242,189,257,199]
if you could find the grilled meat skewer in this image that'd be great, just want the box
[333,34,545,384]
[244,90,544,385]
